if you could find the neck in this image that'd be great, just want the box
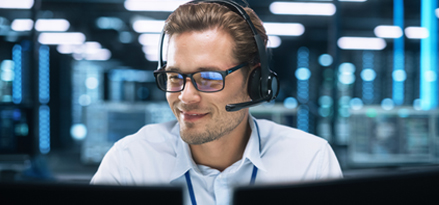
[189,115,251,172]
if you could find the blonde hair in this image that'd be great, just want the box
[164,2,267,68]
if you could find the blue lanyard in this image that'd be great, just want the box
[184,120,261,205]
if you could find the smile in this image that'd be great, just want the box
[180,111,208,122]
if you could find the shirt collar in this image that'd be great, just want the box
[169,115,267,182]
[242,115,267,172]
[169,122,195,182]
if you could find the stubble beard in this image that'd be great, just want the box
[178,106,247,145]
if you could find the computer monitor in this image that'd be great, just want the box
[0,182,183,204]
[81,102,175,164]
[232,167,439,204]
[349,106,436,166]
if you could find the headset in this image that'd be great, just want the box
[157,0,279,112]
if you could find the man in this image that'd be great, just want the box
[91,1,342,204]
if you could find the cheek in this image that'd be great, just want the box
[227,78,249,100]
[166,93,177,105]
[166,93,179,116]
[220,85,249,104]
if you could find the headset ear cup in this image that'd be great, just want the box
[248,67,263,100]
[268,73,280,101]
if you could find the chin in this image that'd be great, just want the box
[179,128,219,145]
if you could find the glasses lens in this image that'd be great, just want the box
[157,72,184,92]
[194,71,224,91]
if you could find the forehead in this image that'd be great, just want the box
[166,28,238,72]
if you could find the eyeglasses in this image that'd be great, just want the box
[154,62,248,93]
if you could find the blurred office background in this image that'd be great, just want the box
[1,0,439,183]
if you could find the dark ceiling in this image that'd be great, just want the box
[0,0,425,71]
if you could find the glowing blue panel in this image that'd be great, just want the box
[420,0,438,110]
[362,52,374,104]
[39,45,50,104]
[39,105,50,154]
[297,105,309,132]
[393,0,405,105]
[296,47,310,131]
[362,81,374,104]
[12,44,22,104]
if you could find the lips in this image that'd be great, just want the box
[180,111,208,122]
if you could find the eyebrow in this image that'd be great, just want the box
[165,66,223,72]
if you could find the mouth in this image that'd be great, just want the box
[179,111,209,122]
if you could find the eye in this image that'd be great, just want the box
[200,72,223,81]
[168,73,183,79]
[166,73,184,85]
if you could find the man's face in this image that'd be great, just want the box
[165,28,249,145]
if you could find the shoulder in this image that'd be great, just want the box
[255,119,342,180]
[91,120,180,185]
[255,119,329,154]
[256,119,327,144]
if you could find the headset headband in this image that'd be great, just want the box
[157,0,270,95]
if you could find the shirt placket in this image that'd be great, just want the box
[214,172,231,205]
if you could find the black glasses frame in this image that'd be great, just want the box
[154,62,248,93]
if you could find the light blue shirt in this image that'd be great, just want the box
[91,117,343,205]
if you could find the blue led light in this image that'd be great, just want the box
[338,62,356,85]
[413,99,422,110]
[338,73,355,85]
[381,98,395,110]
[361,69,376,81]
[318,54,333,67]
[350,98,364,110]
[392,70,407,82]
[423,70,437,82]
[283,97,298,109]
[39,105,50,154]
[12,44,22,104]
[420,0,438,110]
[12,109,21,121]
[295,67,311,80]
[338,63,356,74]
[70,124,87,141]
[319,95,333,107]
[39,45,50,104]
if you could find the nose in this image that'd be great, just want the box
[178,78,201,104]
